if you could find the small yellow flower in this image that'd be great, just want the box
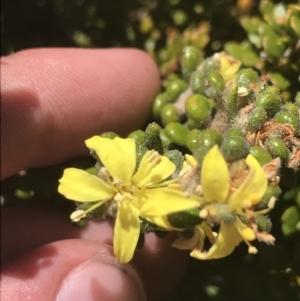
[191,145,268,260]
[58,136,183,263]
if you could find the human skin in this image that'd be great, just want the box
[0,48,189,301]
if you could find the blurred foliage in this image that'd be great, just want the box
[1,0,300,300]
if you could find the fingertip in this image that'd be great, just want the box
[1,48,160,179]
[1,240,146,301]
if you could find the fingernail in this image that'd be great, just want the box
[56,253,146,301]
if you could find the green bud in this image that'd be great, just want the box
[164,149,184,172]
[215,204,236,225]
[194,146,211,164]
[181,46,202,77]
[190,70,206,94]
[267,137,290,164]
[203,57,217,74]
[140,217,156,233]
[226,128,244,138]
[128,130,145,144]
[165,122,189,146]
[281,206,300,228]
[221,135,250,162]
[152,93,169,119]
[186,129,202,152]
[136,143,148,168]
[236,68,260,87]
[167,208,202,228]
[166,79,188,102]
[207,70,225,93]
[256,185,281,210]
[255,215,272,233]
[263,35,288,59]
[282,223,296,236]
[185,94,211,123]
[14,189,34,200]
[256,86,282,117]
[295,92,300,107]
[143,123,164,154]
[159,129,172,148]
[249,146,272,166]
[275,111,299,131]
[100,131,119,139]
[136,233,145,250]
[199,129,223,148]
[248,107,267,131]
[77,202,105,220]
[160,104,179,126]
[186,117,203,130]
[224,83,238,120]
[284,102,299,118]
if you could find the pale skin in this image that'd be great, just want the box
[0,48,189,301]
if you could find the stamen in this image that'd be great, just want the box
[248,246,258,254]
[114,193,124,202]
[199,208,208,219]
[147,150,161,167]
[98,167,110,180]
[70,210,86,222]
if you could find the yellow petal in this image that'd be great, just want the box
[113,200,140,263]
[143,215,176,230]
[219,52,241,82]
[135,156,176,187]
[58,168,115,202]
[229,155,268,209]
[190,223,243,260]
[85,136,136,184]
[201,145,230,203]
[140,188,200,216]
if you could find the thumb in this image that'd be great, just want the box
[1,239,147,301]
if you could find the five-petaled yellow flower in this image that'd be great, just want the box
[141,145,268,260]
[191,145,268,260]
[58,136,198,263]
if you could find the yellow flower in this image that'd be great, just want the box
[191,145,268,260]
[58,136,182,263]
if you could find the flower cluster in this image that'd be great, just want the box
[58,135,276,263]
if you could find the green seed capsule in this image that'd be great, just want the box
[221,135,250,162]
[190,70,206,94]
[128,130,145,144]
[256,86,281,117]
[165,122,189,146]
[199,129,223,148]
[100,131,119,139]
[207,70,225,93]
[194,146,211,164]
[181,46,202,76]
[267,137,290,164]
[152,92,169,119]
[160,104,179,126]
[185,94,211,123]
[249,146,272,166]
[284,102,299,118]
[248,107,267,131]
[224,83,238,120]
[275,111,299,132]
[186,129,202,152]
[167,208,202,228]
[236,68,260,88]
[166,79,188,102]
